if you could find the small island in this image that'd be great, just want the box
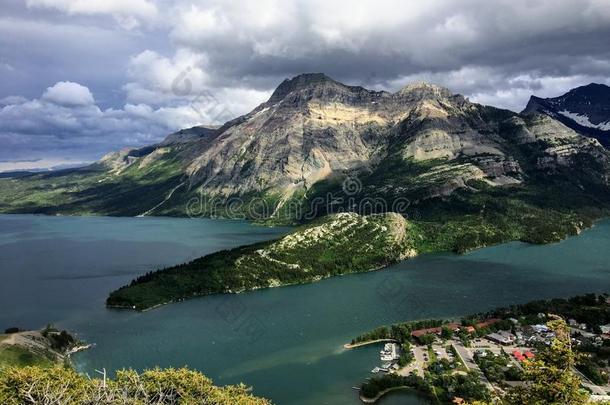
[348,294,610,404]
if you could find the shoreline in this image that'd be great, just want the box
[66,344,93,357]
[0,329,92,367]
[359,386,416,403]
[105,213,602,312]
[106,260,405,312]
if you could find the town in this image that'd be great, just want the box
[349,294,610,404]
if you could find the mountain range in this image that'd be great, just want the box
[4,73,610,307]
[1,74,610,252]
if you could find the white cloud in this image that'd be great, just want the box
[469,75,610,112]
[123,49,270,123]
[26,0,157,17]
[0,61,15,71]
[0,81,216,164]
[386,67,610,112]
[0,95,28,105]
[124,49,210,106]
[42,81,95,106]
[167,0,610,67]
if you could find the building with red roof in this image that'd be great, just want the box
[512,350,527,362]
[411,323,460,339]
[476,318,502,329]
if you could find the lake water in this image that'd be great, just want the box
[1,214,610,404]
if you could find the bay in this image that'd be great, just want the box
[1,214,609,404]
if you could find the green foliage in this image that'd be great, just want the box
[0,345,54,369]
[391,324,413,343]
[474,351,522,383]
[448,371,492,402]
[482,294,610,328]
[409,181,603,254]
[0,366,271,405]
[354,297,610,405]
[0,151,186,217]
[360,373,429,399]
[108,213,416,310]
[576,358,608,386]
[398,342,414,367]
[504,319,589,405]
[1,327,82,370]
[301,138,610,254]
[41,326,77,352]
[351,326,391,345]
[441,326,454,340]
[352,319,444,345]
[419,334,436,346]
[426,363,491,402]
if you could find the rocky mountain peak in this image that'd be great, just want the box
[522,82,610,147]
[266,74,456,109]
[268,73,341,102]
[395,81,453,100]
[264,73,387,108]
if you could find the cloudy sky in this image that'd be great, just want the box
[1,0,610,171]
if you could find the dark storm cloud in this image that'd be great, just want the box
[1,0,609,170]
[166,1,610,84]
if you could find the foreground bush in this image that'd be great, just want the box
[0,366,271,404]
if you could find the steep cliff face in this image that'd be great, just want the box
[185,74,408,196]
[178,75,610,206]
[1,74,609,220]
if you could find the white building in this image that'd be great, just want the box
[532,324,549,333]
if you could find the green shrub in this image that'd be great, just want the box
[0,366,271,405]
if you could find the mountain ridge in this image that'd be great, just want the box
[1,74,609,238]
[522,83,610,146]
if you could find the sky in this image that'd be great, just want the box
[1,0,610,171]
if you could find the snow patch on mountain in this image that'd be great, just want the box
[559,110,610,131]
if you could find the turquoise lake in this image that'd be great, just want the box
[1,214,610,404]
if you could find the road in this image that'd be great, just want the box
[452,341,495,393]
